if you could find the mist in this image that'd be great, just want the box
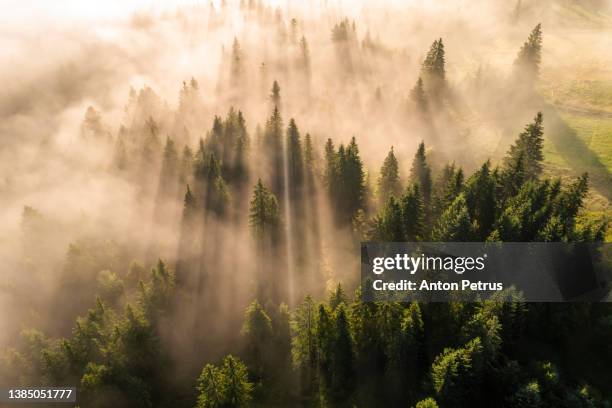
[1,0,611,402]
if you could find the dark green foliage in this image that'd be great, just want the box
[410,142,432,203]
[325,137,366,225]
[504,112,544,181]
[263,107,284,197]
[369,196,405,241]
[241,300,273,378]
[401,184,425,241]
[377,147,401,206]
[248,179,280,244]
[286,119,305,202]
[463,161,497,239]
[329,283,348,310]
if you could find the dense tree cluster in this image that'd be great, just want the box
[1,11,610,408]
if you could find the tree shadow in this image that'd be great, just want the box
[541,101,612,201]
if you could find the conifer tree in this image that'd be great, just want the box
[504,112,544,181]
[286,119,305,202]
[432,194,474,241]
[241,300,273,378]
[329,284,347,310]
[271,80,281,108]
[513,24,542,86]
[410,142,432,203]
[331,306,353,396]
[377,147,402,206]
[431,338,484,407]
[431,163,464,223]
[401,184,425,241]
[463,161,497,239]
[249,179,281,245]
[291,296,317,393]
[203,153,229,217]
[369,196,404,242]
[230,38,244,88]
[421,39,446,100]
[315,304,335,385]
[410,77,428,114]
[342,137,367,222]
[196,355,253,408]
[263,108,284,197]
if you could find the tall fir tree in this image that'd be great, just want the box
[377,147,402,206]
[504,112,544,181]
[410,142,432,203]
[421,39,446,101]
[513,23,542,86]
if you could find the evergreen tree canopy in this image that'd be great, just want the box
[377,147,402,206]
[513,23,542,85]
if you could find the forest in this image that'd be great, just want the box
[1,0,611,407]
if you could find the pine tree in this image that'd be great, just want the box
[504,112,544,181]
[432,194,474,241]
[377,147,402,206]
[342,137,367,222]
[401,184,425,241]
[196,355,253,408]
[271,80,281,108]
[463,161,497,239]
[230,38,244,88]
[331,306,353,396]
[369,196,405,242]
[513,24,542,86]
[286,119,305,202]
[291,296,317,393]
[421,39,446,101]
[410,142,432,203]
[263,107,284,197]
[329,284,347,310]
[241,300,273,378]
[410,77,428,114]
[315,304,335,385]
[299,36,311,79]
[431,338,484,406]
[249,179,281,244]
[431,163,464,222]
[203,153,229,217]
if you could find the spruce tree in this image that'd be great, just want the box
[410,77,428,114]
[401,184,425,241]
[271,80,281,108]
[241,300,273,378]
[513,23,542,86]
[331,306,354,396]
[410,142,432,203]
[421,39,446,100]
[263,107,284,197]
[377,147,402,206]
[248,179,281,245]
[329,283,347,310]
[504,112,544,181]
[463,161,497,239]
[432,194,474,241]
[286,119,305,202]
